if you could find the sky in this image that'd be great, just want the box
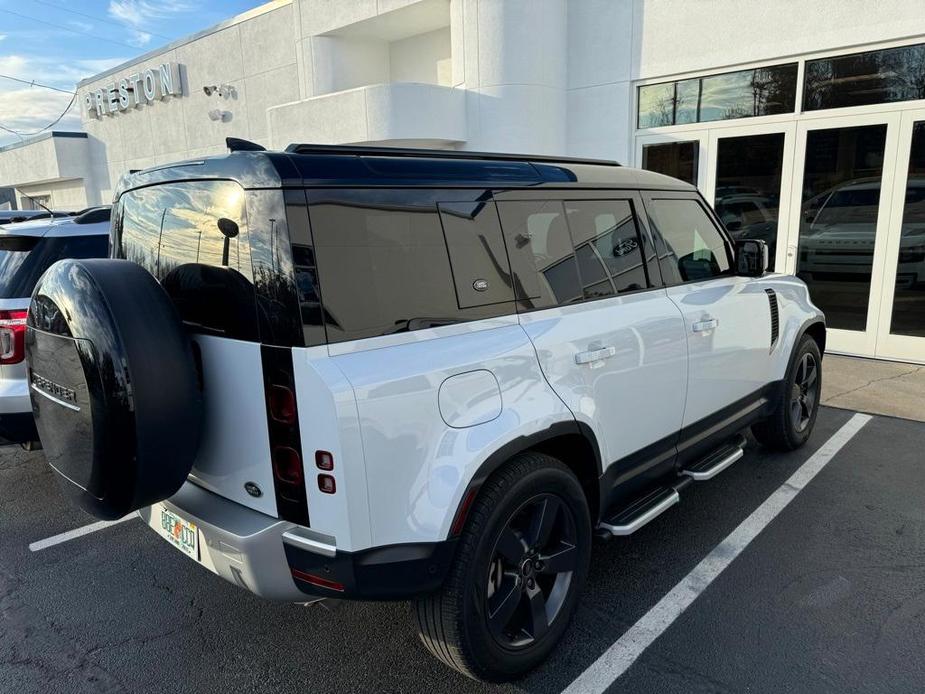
[0,0,258,146]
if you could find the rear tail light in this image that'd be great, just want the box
[268,385,296,423]
[273,446,303,484]
[0,309,28,365]
[315,450,334,471]
[261,346,310,526]
[317,474,336,494]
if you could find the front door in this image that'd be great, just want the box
[642,191,777,434]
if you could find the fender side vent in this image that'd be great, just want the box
[765,288,779,349]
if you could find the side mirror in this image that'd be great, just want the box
[736,239,768,277]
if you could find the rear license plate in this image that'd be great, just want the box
[156,507,199,560]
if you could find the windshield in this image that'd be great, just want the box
[0,235,109,299]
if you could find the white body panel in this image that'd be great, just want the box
[188,336,278,518]
[291,345,372,552]
[519,290,688,471]
[328,317,573,547]
[666,276,776,428]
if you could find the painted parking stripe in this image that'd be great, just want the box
[29,514,138,552]
[563,412,873,694]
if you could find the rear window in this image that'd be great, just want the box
[0,235,108,299]
[116,180,258,340]
[308,195,512,343]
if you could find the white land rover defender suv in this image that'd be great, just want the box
[25,141,825,682]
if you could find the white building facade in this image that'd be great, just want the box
[1,0,924,362]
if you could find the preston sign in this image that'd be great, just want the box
[84,62,182,118]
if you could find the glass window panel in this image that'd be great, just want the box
[497,200,582,309]
[714,132,786,271]
[796,125,887,332]
[637,64,796,128]
[648,198,732,283]
[804,43,925,111]
[565,200,649,296]
[642,141,699,186]
[699,64,797,123]
[117,181,258,340]
[675,78,700,125]
[311,201,502,343]
[438,201,515,309]
[638,82,676,128]
[889,121,925,337]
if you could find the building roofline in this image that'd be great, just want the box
[76,0,292,89]
[0,131,87,154]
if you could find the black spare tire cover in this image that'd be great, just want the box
[26,258,203,520]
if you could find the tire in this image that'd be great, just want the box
[414,452,592,682]
[26,259,203,519]
[752,334,822,451]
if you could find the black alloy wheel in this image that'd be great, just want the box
[486,493,578,649]
[414,452,591,682]
[752,333,823,451]
[790,351,819,433]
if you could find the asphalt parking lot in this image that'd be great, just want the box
[2,406,924,693]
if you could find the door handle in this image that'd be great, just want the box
[692,318,719,333]
[575,345,616,365]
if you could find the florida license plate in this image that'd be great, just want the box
[157,507,199,560]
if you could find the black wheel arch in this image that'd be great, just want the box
[447,421,602,540]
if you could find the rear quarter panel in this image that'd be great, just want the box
[328,317,576,548]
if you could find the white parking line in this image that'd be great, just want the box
[29,514,138,552]
[563,412,873,694]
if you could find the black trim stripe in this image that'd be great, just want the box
[261,345,310,526]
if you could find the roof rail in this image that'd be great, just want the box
[283,143,620,167]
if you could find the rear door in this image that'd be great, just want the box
[641,191,777,441]
[497,192,688,501]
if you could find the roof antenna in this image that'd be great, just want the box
[226,137,266,152]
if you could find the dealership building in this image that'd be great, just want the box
[0,0,923,362]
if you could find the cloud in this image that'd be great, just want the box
[0,53,131,145]
[0,87,81,145]
[107,0,188,46]
[0,35,6,42]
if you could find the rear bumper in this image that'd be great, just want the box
[140,481,456,602]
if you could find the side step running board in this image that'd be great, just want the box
[681,435,747,481]
[598,487,679,537]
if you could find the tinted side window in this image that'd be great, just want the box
[310,200,506,343]
[647,198,732,283]
[565,200,650,298]
[438,201,514,308]
[117,181,258,340]
[497,200,582,310]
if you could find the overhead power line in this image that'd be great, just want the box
[0,92,78,140]
[0,72,76,95]
[26,0,173,41]
[0,8,143,51]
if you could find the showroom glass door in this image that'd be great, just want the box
[707,123,796,272]
[874,109,925,362]
[784,113,902,356]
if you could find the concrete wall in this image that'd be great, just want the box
[17,179,88,211]
[78,0,299,202]
[0,133,92,207]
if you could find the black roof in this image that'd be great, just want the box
[115,142,694,197]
